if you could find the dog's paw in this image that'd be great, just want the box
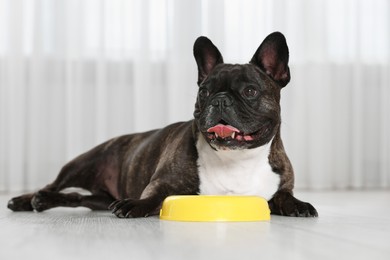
[7,194,34,211]
[284,200,318,217]
[109,198,155,218]
[269,191,318,217]
[31,191,56,212]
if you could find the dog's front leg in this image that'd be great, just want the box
[268,190,318,217]
[109,181,171,218]
[109,197,160,218]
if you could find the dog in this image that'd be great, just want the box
[8,32,318,218]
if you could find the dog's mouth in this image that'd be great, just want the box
[201,118,276,149]
[206,124,255,142]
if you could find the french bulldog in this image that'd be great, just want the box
[8,32,318,218]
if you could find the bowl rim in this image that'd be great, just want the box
[159,195,271,222]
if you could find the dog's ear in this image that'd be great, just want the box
[250,32,290,87]
[193,36,223,85]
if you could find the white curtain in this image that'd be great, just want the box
[0,0,389,192]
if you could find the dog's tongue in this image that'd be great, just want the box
[207,124,240,138]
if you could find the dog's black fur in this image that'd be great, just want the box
[8,32,318,218]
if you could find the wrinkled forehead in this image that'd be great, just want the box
[204,64,268,87]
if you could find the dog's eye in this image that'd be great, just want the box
[198,88,209,98]
[243,87,258,98]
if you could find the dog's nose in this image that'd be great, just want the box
[211,94,233,108]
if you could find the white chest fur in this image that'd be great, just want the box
[196,134,280,200]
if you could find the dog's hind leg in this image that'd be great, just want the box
[8,144,120,212]
[8,191,115,212]
[8,164,117,212]
[32,158,118,211]
[30,190,115,211]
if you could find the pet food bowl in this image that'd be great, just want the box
[159,195,270,222]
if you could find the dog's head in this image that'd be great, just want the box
[193,32,290,150]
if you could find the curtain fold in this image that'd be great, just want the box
[0,0,389,192]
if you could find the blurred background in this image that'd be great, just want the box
[0,0,389,193]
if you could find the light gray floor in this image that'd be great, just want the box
[1,191,389,260]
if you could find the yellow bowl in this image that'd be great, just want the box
[159,195,270,222]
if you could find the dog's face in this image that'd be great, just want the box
[193,32,291,150]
